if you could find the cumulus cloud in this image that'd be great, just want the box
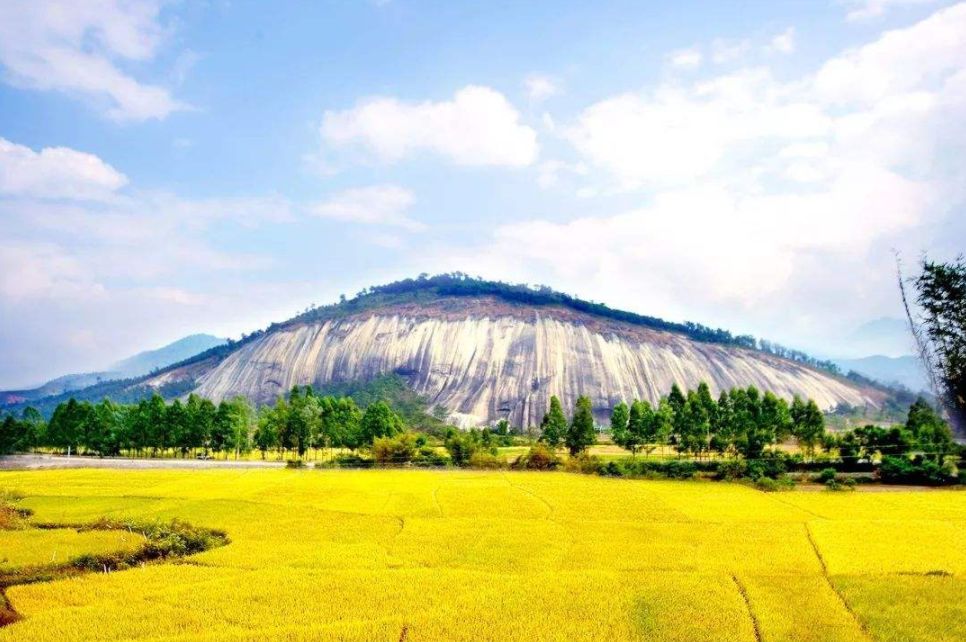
[0,138,128,200]
[320,85,538,167]
[768,28,796,54]
[667,48,703,69]
[431,3,966,354]
[711,38,752,64]
[310,185,424,231]
[0,0,186,121]
[524,74,560,102]
[565,68,830,188]
[841,0,938,21]
[816,2,966,105]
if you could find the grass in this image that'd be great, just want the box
[0,468,963,641]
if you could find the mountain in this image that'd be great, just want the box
[124,275,883,427]
[111,334,227,379]
[833,355,928,393]
[0,334,225,406]
[845,317,915,358]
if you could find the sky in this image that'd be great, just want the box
[0,0,964,389]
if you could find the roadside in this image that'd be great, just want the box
[0,454,285,470]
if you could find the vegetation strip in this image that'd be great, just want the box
[730,575,762,642]
[803,523,873,641]
[0,501,229,629]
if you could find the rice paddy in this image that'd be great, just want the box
[0,468,963,641]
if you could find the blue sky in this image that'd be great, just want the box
[1,0,964,388]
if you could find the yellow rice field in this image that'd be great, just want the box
[0,468,963,641]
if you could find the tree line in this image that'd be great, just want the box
[536,383,956,467]
[0,387,409,459]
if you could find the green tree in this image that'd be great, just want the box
[791,397,825,458]
[320,396,362,449]
[566,396,596,455]
[610,401,631,452]
[905,397,954,462]
[539,396,567,448]
[255,401,283,458]
[904,257,966,432]
[359,400,403,445]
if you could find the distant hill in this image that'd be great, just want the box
[1,334,225,406]
[111,334,227,379]
[833,355,928,394]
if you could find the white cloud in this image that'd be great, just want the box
[768,28,796,54]
[565,68,830,188]
[427,3,966,354]
[842,0,938,21]
[0,0,186,121]
[0,240,104,300]
[0,138,128,200]
[310,185,423,231]
[320,85,538,167]
[667,48,703,69]
[711,38,752,64]
[524,74,560,102]
[816,2,966,105]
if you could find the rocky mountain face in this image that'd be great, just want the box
[163,297,882,427]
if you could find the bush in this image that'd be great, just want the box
[468,451,506,469]
[754,476,794,492]
[285,459,304,469]
[716,459,747,481]
[411,446,449,467]
[320,453,373,468]
[597,458,697,480]
[445,433,480,466]
[745,453,788,480]
[564,452,602,474]
[372,433,417,464]
[879,455,959,485]
[825,477,856,491]
[512,444,560,470]
[816,468,838,484]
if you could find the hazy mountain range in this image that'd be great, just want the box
[1,334,225,405]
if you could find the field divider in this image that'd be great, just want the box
[803,522,874,642]
[730,574,762,642]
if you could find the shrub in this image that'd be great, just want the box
[285,459,304,469]
[754,476,794,492]
[879,455,959,485]
[564,452,602,474]
[512,444,560,470]
[320,453,373,468]
[816,468,838,484]
[445,433,480,466]
[825,477,856,491]
[372,433,417,464]
[745,453,788,480]
[716,459,747,481]
[468,451,506,469]
[411,446,449,467]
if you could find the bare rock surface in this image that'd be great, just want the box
[174,298,882,427]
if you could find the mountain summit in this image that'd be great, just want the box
[137,275,883,426]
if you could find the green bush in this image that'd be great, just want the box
[564,452,602,474]
[511,444,560,470]
[879,455,959,485]
[468,451,506,469]
[816,468,838,484]
[372,432,417,464]
[716,459,747,481]
[411,446,449,467]
[444,432,483,466]
[754,476,794,492]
